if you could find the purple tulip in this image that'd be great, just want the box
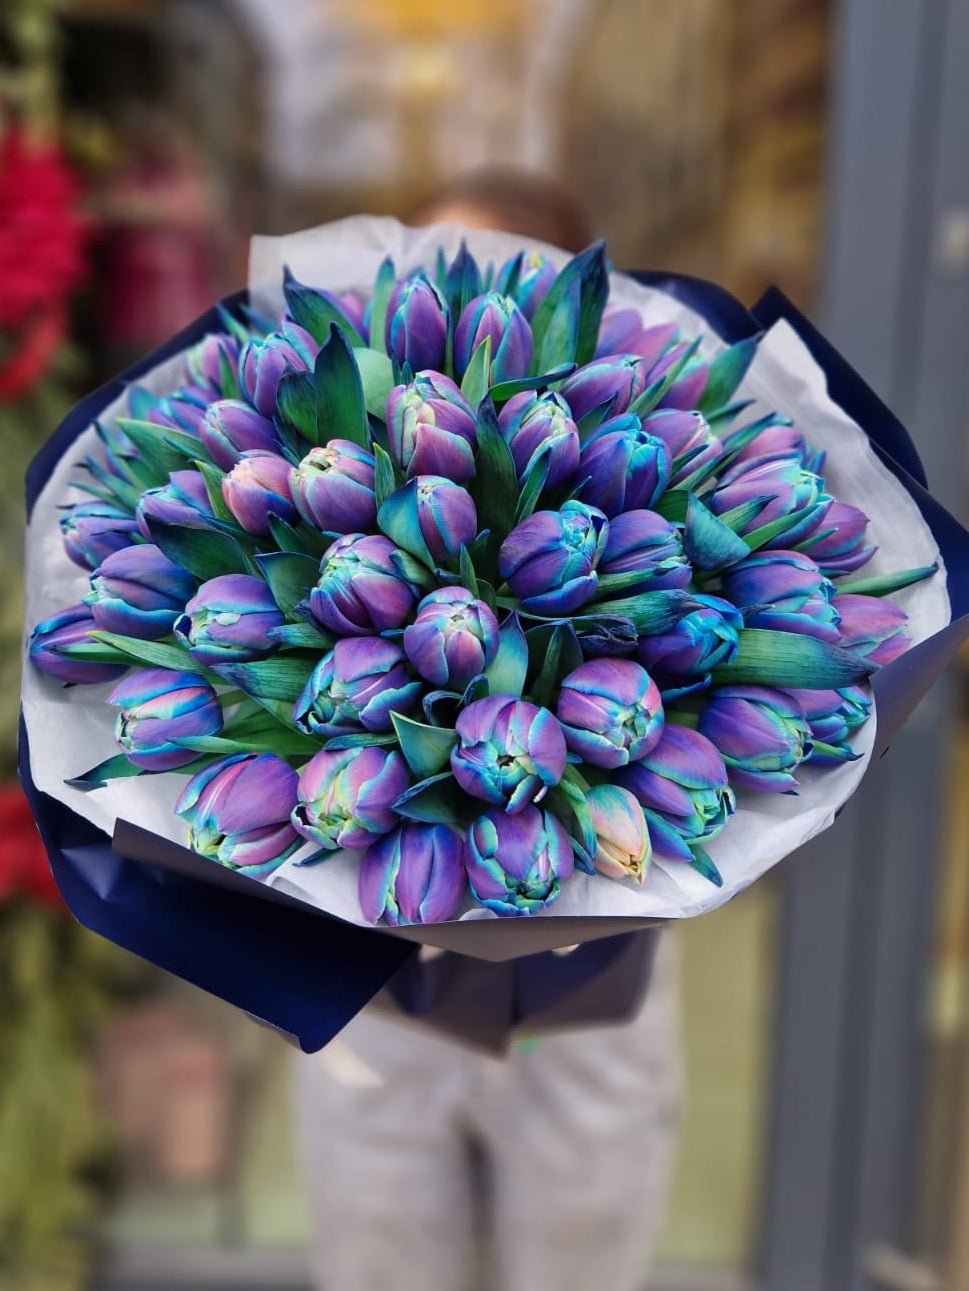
[709,456,832,545]
[556,658,664,769]
[499,251,557,320]
[783,686,872,765]
[359,822,467,925]
[29,603,128,685]
[796,501,876,576]
[732,424,825,474]
[222,450,298,535]
[136,470,215,538]
[599,509,691,593]
[585,784,651,885]
[451,695,567,813]
[61,500,140,571]
[595,311,678,369]
[385,274,449,373]
[559,355,647,422]
[309,533,421,636]
[239,325,317,417]
[834,593,910,665]
[387,373,478,483]
[721,550,840,643]
[292,746,409,850]
[636,595,743,694]
[403,587,499,688]
[108,667,223,771]
[175,753,302,876]
[291,440,376,534]
[199,400,280,471]
[498,391,580,490]
[187,331,242,394]
[174,574,284,665]
[87,545,194,640]
[464,806,574,916]
[658,358,708,411]
[698,685,811,793]
[642,409,722,485]
[617,724,734,862]
[294,638,422,736]
[145,387,210,435]
[577,417,671,516]
[379,476,478,564]
[499,500,608,616]
[454,292,533,383]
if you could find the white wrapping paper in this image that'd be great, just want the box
[22,217,949,930]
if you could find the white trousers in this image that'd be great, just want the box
[292,931,681,1291]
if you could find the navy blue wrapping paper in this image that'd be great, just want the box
[20,273,969,1053]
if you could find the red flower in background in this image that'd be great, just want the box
[0,785,61,909]
[0,127,87,401]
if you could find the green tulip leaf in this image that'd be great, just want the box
[355,347,396,420]
[711,628,875,688]
[833,564,939,597]
[88,630,205,673]
[277,370,317,439]
[530,241,608,370]
[147,520,249,583]
[255,550,319,620]
[315,324,370,449]
[628,337,701,418]
[66,754,147,791]
[683,493,751,570]
[391,712,458,779]
[213,655,317,703]
[369,256,396,358]
[697,338,758,415]
[283,266,366,347]
[460,335,493,408]
[392,772,465,825]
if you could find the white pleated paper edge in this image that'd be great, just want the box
[22,216,949,927]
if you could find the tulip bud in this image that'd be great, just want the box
[577,417,672,516]
[796,501,876,577]
[617,724,734,861]
[464,805,574,915]
[698,685,811,793]
[187,331,242,394]
[175,753,302,876]
[108,668,223,770]
[709,456,832,546]
[636,595,742,694]
[174,573,285,665]
[721,550,840,643]
[136,470,216,538]
[292,746,409,850]
[559,355,647,422]
[499,500,608,616]
[595,310,678,369]
[239,325,317,416]
[199,399,280,471]
[642,409,722,485]
[61,500,140,571]
[87,545,194,640]
[499,251,557,320]
[379,476,478,564]
[783,686,872,764]
[451,695,567,813]
[557,658,664,769]
[599,509,691,593]
[658,356,708,411]
[454,292,534,383]
[309,533,421,636]
[385,274,449,373]
[29,603,128,685]
[291,440,377,534]
[145,387,210,435]
[403,587,499,688]
[294,638,422,736]
[359,822,467,925]
[834,593,910,665]
[222,449,298,535]
[585,784,651,885]
[733,424,824,474]
[498,391,580,490]
[387,373,478,483]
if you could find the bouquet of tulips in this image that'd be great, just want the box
[20,218,968,1050]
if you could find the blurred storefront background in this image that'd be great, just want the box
[1,2,968,1290]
